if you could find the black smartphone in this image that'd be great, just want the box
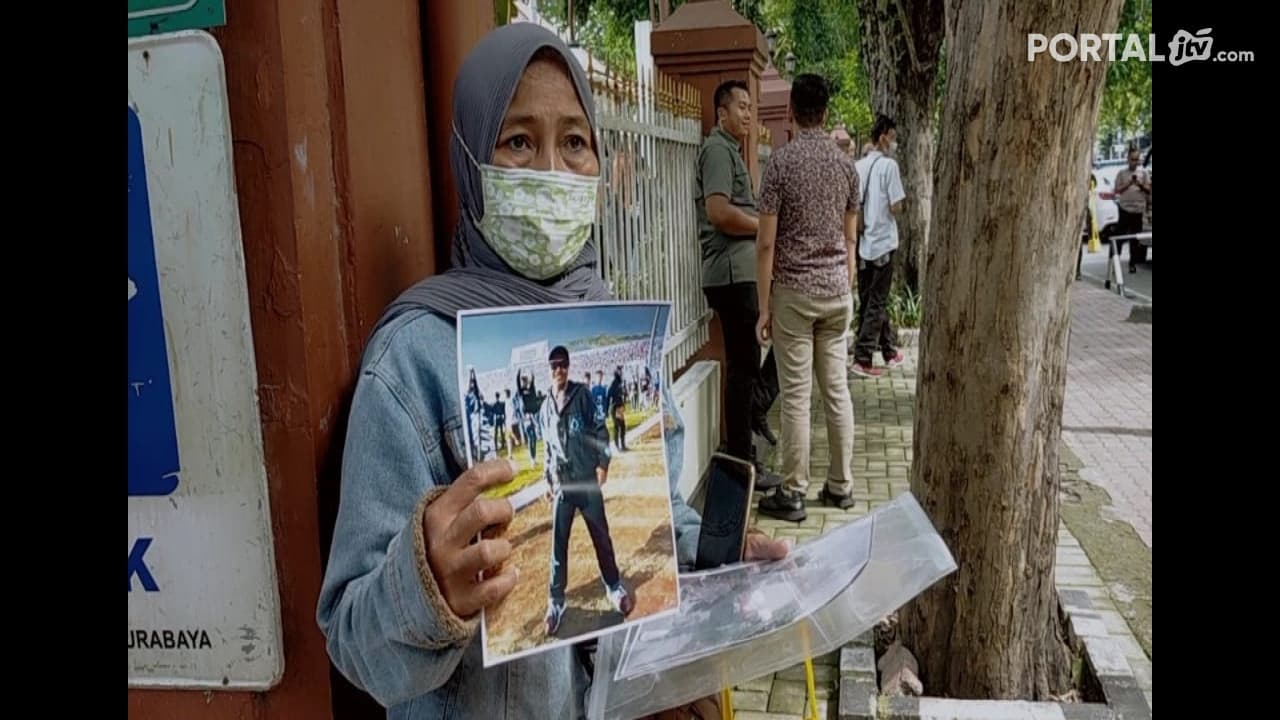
[694,453,756,570]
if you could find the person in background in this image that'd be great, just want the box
[592,369,608,424]
[608,367,629,452]
[507,388,523,450]
[1114,146,1151,273]
[695,78,783,491]
[850,114,907,379]
[492,391,507,457]
[753,74,859,523]
[519,370,541,462]
[642,366,652,411]
[465,369,484,462]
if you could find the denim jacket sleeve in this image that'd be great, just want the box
[316,316,473,708]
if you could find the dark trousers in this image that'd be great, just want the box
[704,282,779,462]
[1116,208,1146,268]
[855,254,897,366]
[524,416,538,461]
[612,412,628,450]
[549,486,620,605]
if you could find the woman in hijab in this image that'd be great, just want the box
[317,23,787,719]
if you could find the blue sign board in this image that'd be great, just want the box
[128,107,182,497]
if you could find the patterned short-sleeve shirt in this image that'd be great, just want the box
[758,128,858,298]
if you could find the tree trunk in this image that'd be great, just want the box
[899,0,1123,701]
[857,0,944,294]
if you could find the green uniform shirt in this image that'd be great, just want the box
[695,125,757,287]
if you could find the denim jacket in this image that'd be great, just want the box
[317,310,702,718]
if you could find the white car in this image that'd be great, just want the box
[1092,161,1124,234]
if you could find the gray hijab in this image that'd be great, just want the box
[378,23,610,329]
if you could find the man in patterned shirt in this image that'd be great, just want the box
[753,74,859,523]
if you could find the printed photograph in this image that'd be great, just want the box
[457,301,680,667]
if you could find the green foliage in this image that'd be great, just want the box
[494,0,515,25]
[1098,0,1152,146]
[764,0,872,138]
[536,0,657,73]
[827,43,874,139]
[888,285,922,329]
[530,0,874,138]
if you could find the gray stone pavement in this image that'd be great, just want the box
[1062,282,1152,548]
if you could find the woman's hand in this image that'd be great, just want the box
[422,459,519,618]
[743,530,790,562]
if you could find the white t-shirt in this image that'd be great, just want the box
[854,151,907,262]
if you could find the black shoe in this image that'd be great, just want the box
[754,465,783,491]
[819,487,856,510]
[752,417,778,446]
[1129,265,1137,274]
[758,488,806,522]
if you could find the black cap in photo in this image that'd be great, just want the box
[549,345,570,363]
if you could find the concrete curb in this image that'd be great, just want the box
[835,590,1151,719]
[1058,589,1152,720]
[837,632,878,720]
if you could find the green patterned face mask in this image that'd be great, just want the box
[456,127,599,280]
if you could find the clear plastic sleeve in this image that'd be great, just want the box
[586,492,956,720]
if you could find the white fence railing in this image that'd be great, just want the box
[589,64,709,380]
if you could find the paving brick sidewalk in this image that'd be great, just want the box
[736,349,916,719]
[1061,283,1152,548]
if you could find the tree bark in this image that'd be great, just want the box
[899,0,1123,701]
[857,0,944,294]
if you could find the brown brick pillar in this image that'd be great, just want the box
[759,65,791,151]
[650,0,768,178]
[651,0,767,445]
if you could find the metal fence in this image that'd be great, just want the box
[758,124,773,171]
[588,62,709,378]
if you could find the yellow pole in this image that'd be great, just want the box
[1087,177,1100,254]
[803,658,820,720]
[799,622,820,720]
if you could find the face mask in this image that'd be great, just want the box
[455,126,599,280]
[889,141,899,155]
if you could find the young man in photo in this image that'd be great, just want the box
[539,346,632,635]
